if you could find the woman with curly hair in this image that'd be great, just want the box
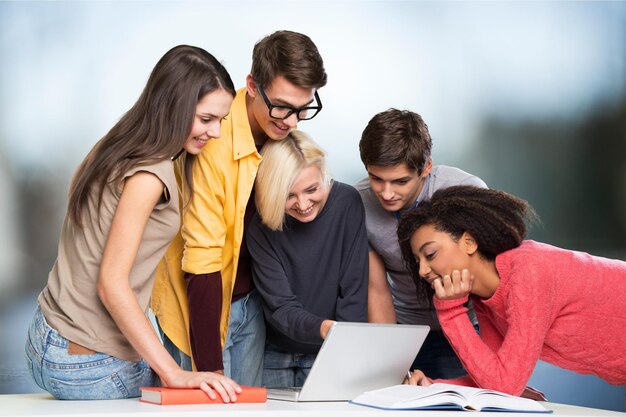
[398,185,626,396]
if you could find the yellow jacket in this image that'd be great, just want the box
[151,88,261,357]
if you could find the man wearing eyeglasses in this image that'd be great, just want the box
[152,30,327,387]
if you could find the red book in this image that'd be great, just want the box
[140,386,267,405]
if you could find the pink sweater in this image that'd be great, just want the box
[434,240,626,395]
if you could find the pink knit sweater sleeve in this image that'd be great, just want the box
[433,259,556,396]
[431,309,504,388]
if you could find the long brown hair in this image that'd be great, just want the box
[68,45,235,225]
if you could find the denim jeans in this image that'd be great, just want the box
[25,306,158,400]
[262,342,316,388]
[156,318,193,371]
[410,327,478,379]
[223,289,265,387]
[157,289,265,386]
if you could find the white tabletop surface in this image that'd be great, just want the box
[0,394,624,417]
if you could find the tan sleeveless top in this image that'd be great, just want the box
[39,159,179,361]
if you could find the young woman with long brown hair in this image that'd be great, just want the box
[25,45,241,401]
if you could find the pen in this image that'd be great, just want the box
[406,370,412,381]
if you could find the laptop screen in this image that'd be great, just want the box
[267,322,429,402]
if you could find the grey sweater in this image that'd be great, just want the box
[355,165,486,329]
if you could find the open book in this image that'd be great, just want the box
[140,386,266,405]
[350,383,551,413]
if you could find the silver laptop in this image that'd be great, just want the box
[267,322,429,402]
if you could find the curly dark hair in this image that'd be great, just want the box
[397,185,538,302]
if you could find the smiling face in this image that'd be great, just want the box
[409,224,472,286]
[183,88,233,155]
[246,75,317,143]
[284,165,328,224]
[367,161,432,212]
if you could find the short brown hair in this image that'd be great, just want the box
[251,30,327,89]
[359,109,432,174]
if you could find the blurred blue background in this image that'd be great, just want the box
[1,0,624,411]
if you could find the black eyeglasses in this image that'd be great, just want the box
[257,84,322,121]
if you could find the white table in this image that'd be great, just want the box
[0,394,623,417]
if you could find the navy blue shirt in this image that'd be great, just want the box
[247,181,369,353]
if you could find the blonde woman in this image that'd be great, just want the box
[246,131,368,388]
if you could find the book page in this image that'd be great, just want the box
[352,384,549,413]
[430,383,548,412]
[354,385,466,409]
[470,390,548,412]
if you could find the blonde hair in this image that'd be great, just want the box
[256,131,331,231]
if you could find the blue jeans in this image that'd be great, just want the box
[223,289,265,387]
[410,328,477,379]
[262,342,316,388]
[25,306,157,400]
[156,318,193,371]
[158,289,265,386]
